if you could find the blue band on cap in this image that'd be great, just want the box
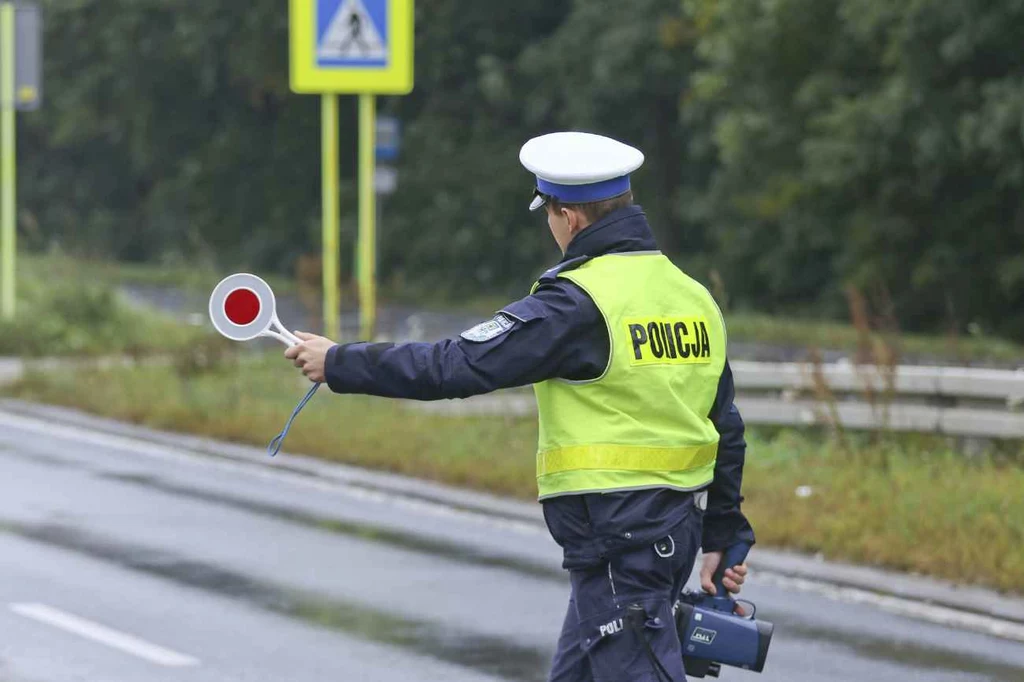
[536,175,630,204]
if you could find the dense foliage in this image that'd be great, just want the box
[16,0,1024,336]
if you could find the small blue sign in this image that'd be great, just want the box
[376,116,400,161]
[316,0,389,68]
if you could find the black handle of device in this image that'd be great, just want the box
[712,542,752,597]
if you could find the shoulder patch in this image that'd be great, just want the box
[460,313,516,343]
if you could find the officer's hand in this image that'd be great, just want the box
[283,331,335,383]
[700,551,748,596]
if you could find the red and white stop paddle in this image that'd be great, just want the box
[209,273,319,457]
[208,273,300,347]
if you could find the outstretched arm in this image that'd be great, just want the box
[287,282,606,400]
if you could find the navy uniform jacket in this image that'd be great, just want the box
[325,205,755,569]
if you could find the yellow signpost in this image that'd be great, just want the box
[0,2,41,321]
[1,3,14,321]
[289,0,413,341]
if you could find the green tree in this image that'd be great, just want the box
[21,0,323,269]
[695,0,1024,336]
[14,0,1024,339]
[518,0,709,256]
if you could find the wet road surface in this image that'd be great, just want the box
[0,408,1023,681]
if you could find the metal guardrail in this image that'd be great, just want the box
[730,361,1024,439]
[0,357,22,386]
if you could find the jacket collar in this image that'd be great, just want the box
[562,205,658,261]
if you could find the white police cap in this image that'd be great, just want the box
[519,132,645,211]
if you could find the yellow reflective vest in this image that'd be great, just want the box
[533,252,727,500]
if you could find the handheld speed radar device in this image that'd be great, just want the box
[675,543,774,678]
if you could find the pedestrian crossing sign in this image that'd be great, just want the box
[290,0,414,94]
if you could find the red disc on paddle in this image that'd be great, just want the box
[224,288,261,326]
[209,274,280,342]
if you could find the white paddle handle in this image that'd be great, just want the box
[264,314,302,346]
[262,329,298,347]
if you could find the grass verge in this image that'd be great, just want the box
[1,254,229,357]
[18,252,295,296]
[5,354,1023,593]
[724,311,1024,365]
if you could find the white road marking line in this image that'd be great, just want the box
[9,603,200,667]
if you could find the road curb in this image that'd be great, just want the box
[1,396,1023,629]
[747,548,1024,626]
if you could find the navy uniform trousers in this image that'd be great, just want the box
[548,495,703,682]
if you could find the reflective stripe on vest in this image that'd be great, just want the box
[533,252,726,500]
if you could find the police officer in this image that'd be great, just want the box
[286,131,755,682]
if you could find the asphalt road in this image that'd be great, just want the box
[0,408,1023,682]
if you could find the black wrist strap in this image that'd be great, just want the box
[626,604,675,682]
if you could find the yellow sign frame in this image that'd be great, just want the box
[289,0,414,94]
